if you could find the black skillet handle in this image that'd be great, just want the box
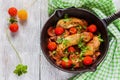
[55,6,76,18]
[102,11,120,26]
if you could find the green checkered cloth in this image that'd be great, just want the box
[48,0,120,80]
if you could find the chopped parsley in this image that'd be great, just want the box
[77,25,87,34]
[62,57,68,62]
[64,49,68,54]
[78,36,84,48]
[63,14,71,22]
[13,64,27,76]
[78,25,82,29]
[64,14,69,19]
[80,46,90,58]
[82,26,87,30]
[81,46,90,53]
[97,34,104,42]
[56,38,64,44]
[63,39,69,46]
[75,52,79,54]
[78,37,90,58]
[52,51,56,55]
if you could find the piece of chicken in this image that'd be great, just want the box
[56,32,93,54]
[57,17,88,29]
[84,36,100,56]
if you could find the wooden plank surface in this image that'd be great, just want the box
[0,0,40,80]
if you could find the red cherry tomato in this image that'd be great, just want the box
[9,23,19,32]
[69,27,77,34]
[68,46,76,53]
[61,59,72,68]
[8,7,17,16]
[55,27,64,35]
[83,56,93,65]
[87,24,97,33]
[47,42,57,51]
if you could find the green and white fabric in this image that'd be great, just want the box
[48,0,120,80]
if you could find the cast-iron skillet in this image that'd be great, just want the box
[41,7,120,73]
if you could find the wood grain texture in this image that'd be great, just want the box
[0,0,40,80]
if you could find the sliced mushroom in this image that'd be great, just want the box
[47,27,55,36]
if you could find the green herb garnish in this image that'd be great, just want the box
[82,26,87,30]
[64,14,69,19]
[78,37,90,58]
[63,18,71,22]
[62,57,68,62]
[75,52,79,54]
[56,38,64,44]
[78,36,84,48]
[77,25,86,32]
[13,64,27,76]
[52,51,56,55]
[97,34,104,42]
[64,49,68,54]
[78,42,85,48]
[78,25,82,29]
[63,39,69,46]
[81,46,90,53]
[63,14,71,22]
[80,46,90,58]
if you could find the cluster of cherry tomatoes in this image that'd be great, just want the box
[8,7,28,32]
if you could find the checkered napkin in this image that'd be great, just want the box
[48,0,120,80]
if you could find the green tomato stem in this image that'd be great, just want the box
[6,28,22,63]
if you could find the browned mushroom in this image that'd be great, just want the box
[47,27,55,36]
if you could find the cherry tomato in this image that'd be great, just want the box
[68,46,76,53]
[9,23,19,32]
[8,7,17,16]
[61,59,72,68]
[18,9,28,20]
[69,27,77,34]
[83,56,93,65]
[87,24,97,33]
[47,42,57,51]
[55,27,64,35]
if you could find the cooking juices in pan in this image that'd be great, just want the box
[47,14,103,70]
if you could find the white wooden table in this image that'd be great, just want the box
[0,0,40,80]
[0,0,120,80]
